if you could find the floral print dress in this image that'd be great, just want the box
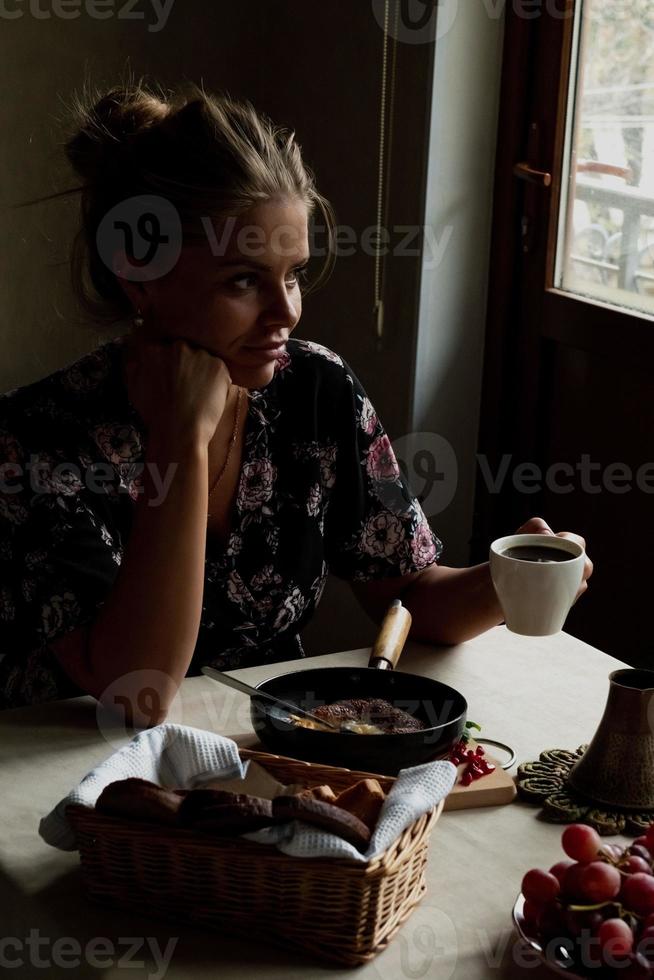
[0,336,442,707]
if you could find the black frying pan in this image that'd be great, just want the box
[248,601,467,776]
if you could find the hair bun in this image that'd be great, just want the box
[65,86,169,182]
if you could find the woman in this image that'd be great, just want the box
[0,83,592,723]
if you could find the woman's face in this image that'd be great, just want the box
[129,198,310,389]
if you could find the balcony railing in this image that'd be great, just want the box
[569,171,654,297]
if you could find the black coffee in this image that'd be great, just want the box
[502,545,573,563]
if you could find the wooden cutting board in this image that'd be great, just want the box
[444,751,517,811]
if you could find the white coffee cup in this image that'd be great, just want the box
[489,533,586,637]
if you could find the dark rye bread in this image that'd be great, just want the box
[272,795,371,851]
[95,782,373,849]
[179,789,276,835]
[177,788,258,824]
[95,778,184,826]
[191,799,276,836]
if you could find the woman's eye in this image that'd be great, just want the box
[289,266,309,287]
[230,274,258,290]
[228,267,309,291]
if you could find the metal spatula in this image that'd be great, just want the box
[201,666,341,730]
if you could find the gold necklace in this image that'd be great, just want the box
[207,387,245,516]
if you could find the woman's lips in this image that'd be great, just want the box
[242,343,287,362]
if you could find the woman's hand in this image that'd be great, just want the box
[124,334,232,449]
[514,516,593,601]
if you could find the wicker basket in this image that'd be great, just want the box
[66,748,443,967]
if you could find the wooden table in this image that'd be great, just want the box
[0,627,625,979]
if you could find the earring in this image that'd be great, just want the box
[133,308,144,329]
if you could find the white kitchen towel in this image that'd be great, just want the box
[39,723,457,862]
[39,724,245,850]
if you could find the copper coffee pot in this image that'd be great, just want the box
[568,669,654,809]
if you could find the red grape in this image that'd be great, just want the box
[645,825,654,851]
[578,928,605,968]
[598,917,634,957]
[565,906,603,938]
[539,901,566,941]
[630,845,654,864]
[562,824,602,862]
[601,843,625,862]
[637,928,654,967]
[622,953,654,979]
[577,861,621,902]
[624,856,653,876]
[622,874,654,916]
[522,899,540,930]
[636,836,650,848]
[521,868,560,906]
[644,913,654,931]
[549,859,574,884]
[562,862,588,902]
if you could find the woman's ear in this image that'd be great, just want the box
[111,248,150,312]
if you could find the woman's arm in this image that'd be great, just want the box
[351,562,503,646]
[49,337,234,727]
[50,433,209,726]
[351,517,593,647]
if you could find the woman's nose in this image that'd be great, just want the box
[261,284,300,328]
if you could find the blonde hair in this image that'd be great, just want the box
[61,78,336,323]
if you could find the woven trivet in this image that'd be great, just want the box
[542,791,589,823]
[516,745,654,836]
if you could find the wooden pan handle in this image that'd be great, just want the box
[368,599,413,670]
